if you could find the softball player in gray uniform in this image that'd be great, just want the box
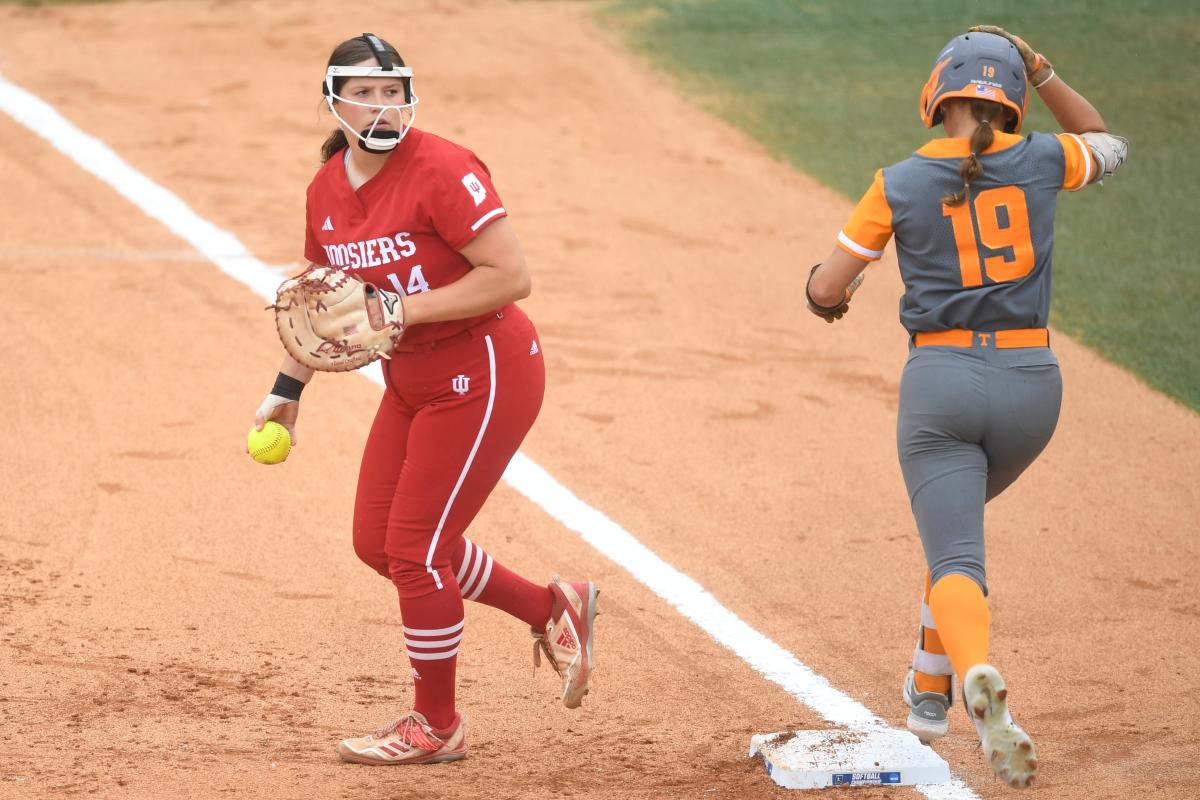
[805,26,1128,789]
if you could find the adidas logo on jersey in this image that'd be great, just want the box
[322,216,334,231]
[529,340,539,356]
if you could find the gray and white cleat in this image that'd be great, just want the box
[903,668,951,744]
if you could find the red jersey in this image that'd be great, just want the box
[304,128,510,345]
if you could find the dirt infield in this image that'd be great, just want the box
[1,1,1197,798]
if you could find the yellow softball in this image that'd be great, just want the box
[247,421,291,465]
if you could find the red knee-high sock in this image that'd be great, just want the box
[451,537,552,629]
[398,576,463,732]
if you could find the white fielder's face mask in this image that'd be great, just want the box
[324,64,419,153]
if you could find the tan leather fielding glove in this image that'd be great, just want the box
[272,265,406,372]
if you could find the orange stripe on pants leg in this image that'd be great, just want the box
[928,573,991,683]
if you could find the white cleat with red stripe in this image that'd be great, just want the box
[337,711,466,766]
[532,576,598,709]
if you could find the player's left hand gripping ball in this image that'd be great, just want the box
[247,420,292,465]
[272,265,406,372]
[805,264,865,323]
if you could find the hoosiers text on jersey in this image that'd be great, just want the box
[319,230,417,271]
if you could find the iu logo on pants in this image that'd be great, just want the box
[452,375,470,395]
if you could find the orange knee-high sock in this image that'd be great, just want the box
[913,571,952,695]
[927,573,991,683]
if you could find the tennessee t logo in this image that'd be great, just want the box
[978,333,992,347]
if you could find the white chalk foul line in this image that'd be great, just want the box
[0,73,977,800]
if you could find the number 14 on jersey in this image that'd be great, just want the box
[388,266,431,295]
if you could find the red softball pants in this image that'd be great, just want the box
[352,306,545,599]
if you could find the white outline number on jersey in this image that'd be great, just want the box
[388,265,430,295]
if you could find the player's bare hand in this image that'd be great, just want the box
[254,393,300,446]
[806,265,864,324]
[969,25,1052,85]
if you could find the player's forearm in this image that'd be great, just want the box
[809,248,868,307]
[278,353,315,385]
[1036,75,1107,134]
[402,263,530,326]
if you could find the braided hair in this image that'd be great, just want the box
[940,98,1013,207]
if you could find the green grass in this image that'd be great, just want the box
[602,0,1200,411]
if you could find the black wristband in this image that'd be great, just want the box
[271,372,306,402]
[805,263,842,312]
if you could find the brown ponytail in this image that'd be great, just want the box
[320,129,348,164]
[941,99,998,207]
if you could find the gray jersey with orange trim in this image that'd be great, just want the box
[836,130,1096,334]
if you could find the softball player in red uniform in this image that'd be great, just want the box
[806,26,1127,788]
[252,33,598,765]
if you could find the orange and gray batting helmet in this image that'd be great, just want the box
[919,31,1028,133]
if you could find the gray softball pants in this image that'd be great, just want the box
[897,343,1062,595]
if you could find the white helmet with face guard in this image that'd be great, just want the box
[323,33,419,153]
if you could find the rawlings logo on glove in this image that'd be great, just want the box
[272,265,406,372]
